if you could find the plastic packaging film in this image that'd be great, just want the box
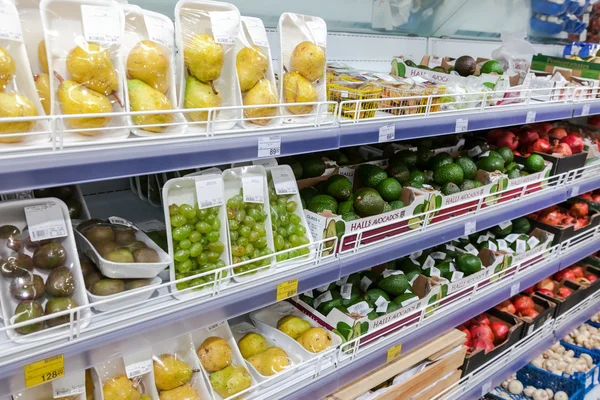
[276,314,333,353]
[39,0,129,143]
[122,4,186,136]
[235,16,280,128]
[0,0,48,147]
[175,0,241,133]
[278,12,328,123]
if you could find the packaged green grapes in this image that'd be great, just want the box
[223,165,275,281]
[163,174,230,298]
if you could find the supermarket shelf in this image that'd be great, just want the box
[573,101,600,117]
[338,102,576,147]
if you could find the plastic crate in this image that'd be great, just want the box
[532,0,569,15]
[560,341,600,393]
[379,83,446,116]
[588,319,600,328]
[327,81,382,119]
[517,364,586,400]
[561,329,600,359]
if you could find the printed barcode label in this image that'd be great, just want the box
[455,118,469,133]
[464,220,476,235]
[242,174,264,204]
[195,177,225,209]
[25,203,67,242]
[0,4,23,42]
[505,233,520,243]
[81,5,122,44]
[410,250,422,260]
[430,266,441,278]
[451,271,464,281]
[314,291,332,309]
[378,124,395,143]
[207,321,225,331]
[527,236,540,248]
[271,168,298,195]
[108,216,136,228]
[582,104,591,116]
[467,146,482,157]
[488,241,497,252]
[422,256,435,270]
[360,276,372,292]
[52,371,85,398]
[125,359,153,378]
[335,276,348,286]
[465,243,478,255]
[516,239,526,254]
[242,16,269,47]
[341,283,352,300]
[431,252,446,260]
[497,239,508,251]
[526,111,536,123]
[209,11,238,45]
[144,15,174,50]
[347,301,372,316]
[258,136,281,158]
[499,221,512,230]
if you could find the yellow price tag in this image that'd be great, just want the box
[24,355,65,388]
[276,278,298,301]
[387,344,402,363]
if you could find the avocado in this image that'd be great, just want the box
[433,163,464,185]
[383,203,392,212]
[377,274,410,296]
[507,169,521,179]
[300,187,320,204]
[353,188,385,217]
[523,154,545,173]
[496,147,514,164]
[460,180,476,191]
[416,148,434,169]
[342,212,360,221]
[512,217,531,234]
[308,195,338,214]
[290,160,303,179]
[441,182,460,196]
[455,156,478,180]
[387,161,411,184]
[318,291,343,315]
[477,156,504,173]
[389,200,405,210]
[429,152,453,171]
[384,301,400,314]
[326,175,353,201]
[376,178,402,202]
[432,66,447,73]
[409,170,426,185]
[360,270,379,289]
[391,150,418,168]
[481,60,504,74]
[454,55,476,77]
[364,288,390,303]
[300,155,326,178]
[456,254,482,276]
[358,164,388,188]
[337,199,355,215]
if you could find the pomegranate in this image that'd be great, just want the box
[528,139,551,153]
[470,324,495,342]
[538,210,563,226]
[496,132,519,151]
[561,216,576,227]
[537,122,554,133]
[469,314,491,326]
[554,269,576,281]
[575,218,587,230]
[593,194,600,202]
[523,286,535,294]
[512,295,534,313]
[560,134,584,154]
[550,142,572,156]
[549,127,568,139]
[519,130,539,147]
[472,338,495,353]
[536,288,555,296]
[536,278,556,291]
[557,287,573,298]
[490,321,510,343]
[581,193,594,201]
[519,308,540,319]
[486,129,507,144]
[496,300,516,314]
[589,115,600,127]
[570,266,584,278]
[569,202,589,218]
[538,131,550,141]
[586,274,598,282]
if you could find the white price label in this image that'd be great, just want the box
[252,158,278,168]
[242,17,269,47]
[340,283,352,300]
[144,15,173,50]
[209,11,238,45]
[25,203,68,242]
[339,167,355,185]
[303,290,314,298]
[316,284,329,293]
[195,177,225,209]
[258,135,281,158]
[430,266,441,278]
[467,146,482,158]
[347,301,372,316]
[571,186,580,197]
[1,191,34,201]
[497,239,508,251]
[488,241,497,252]
[0,5,23,42]
[242,174,264,203]
[465,244,479,256]
[81,5,122,44]
[510,282,520,296]
[516,239,526,254]
[526,110,536,123]
[582,104,591,116]
[382,270,404,278]
[360,276,372,292]
[335,276,348,286]
[481,380,492,396]
[445,244,456,252]
[271,168,298,195]
[464,220,476,235]
[451,271,464,281]
[477,235,488,244]
[422,256,435,270]
[449,263,456,272]
[455,118,469,133]
[505,233,520,243]
[52,371,85,398]
[207,321,226,331]
[108,216,135,228]
[499,221,512,230]
[431,252,446,260]
[306,19,327,47]
[375,296,388,313]
[527,236,540,248]
[378,124,395,143]
[124,359,153,379]
[410,250,423,260]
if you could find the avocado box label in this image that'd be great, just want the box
[511,230,553,264]
[447,268,491,293]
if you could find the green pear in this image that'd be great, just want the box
[184,75,222,122]
[158,384,201,400]
[209,365,252,398]
[277,315,311,339]
[283,72,317,115]
[127,40,169,94]
[0,46,15,91]
[236,46,268,91]
[66,43,118,96]
[238,332,269,359]
[153,354,193,391]
[243,79,278,125]
[127,79,173,133]
[0,92,37,143]
[184,34,223,83]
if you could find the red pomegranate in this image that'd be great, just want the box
[519,130,539,147]
[490,321,510,343]
[528,139,551,153]
[571,266,584,278]
[470,324,495,342]
[557,287,573,298]
[536,288,555,296]
[554,269,576,281]
[539,210,563,226]
[550,142,573,156]
[560,134,584,154]
[472,338,495,353]
[497,132,519,151]
[519,308,540,319]
[513,295,534,313]
[537,278,556,291]
[586,274,598,282]
[549,127,568,139]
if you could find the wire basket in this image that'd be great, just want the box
[517,364,586,400]
[328,81,382,120]
[380,83,446,116]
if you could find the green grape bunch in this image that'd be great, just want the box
[168,203,227,291]
[226,189,274,277]
[267,180,311,262]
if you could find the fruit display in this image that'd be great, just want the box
[531,342,596,376]
[101,373,152,399]
[528,202,599,240]
[276,314,333,353]
[563,323,600,351]
[27,185,88,220]
[576,189,600,211]
[458,312,512,353]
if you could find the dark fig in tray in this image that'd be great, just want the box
[46,266,75,297]
[45,297,78,327]
[1,254,34,278]
[10,274,45,301]
[14,300,44,335]
[33,242,67,270]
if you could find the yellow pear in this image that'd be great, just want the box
[243,79,278,125]
[0,46,15,91]
[38,40,49,74]
[277,315,311,339]
[66,42,118,96]
[153,354,193,391]
[209,365,252,398]
[238,332,269,359]
[158,384,201,400]
[0,92,37,143]
[197,336,232,372]
[184,34,223,83]
[34,73,51,114]
[102,374,140,400]
[184,75,221,122]
[236,46,268,91]
[127,79,173,133]
[283,72,317,115]
[85,369,94,400]
[56,74,112,136]
[140,395,152,400]
[290,41,325,82]
[296,327,332,353]
[248,347,289,376]
[127,40,169,94]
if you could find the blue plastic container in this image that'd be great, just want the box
[517,364,586,400]
[560,340,600,393]
[567,0,582,14]
[588,319,600,328]
[531,16,566,34]
[532,0,570,15]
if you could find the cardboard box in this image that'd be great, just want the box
[499,295,556,339]
[502,228,555,271]
[570,264,600,299]
[531,54,600,80]
[528,209,600,245]
[534,280,586,317]
[493,161,553,203]
[461,309,524,376]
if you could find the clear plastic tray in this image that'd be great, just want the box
[86,275,161,312]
